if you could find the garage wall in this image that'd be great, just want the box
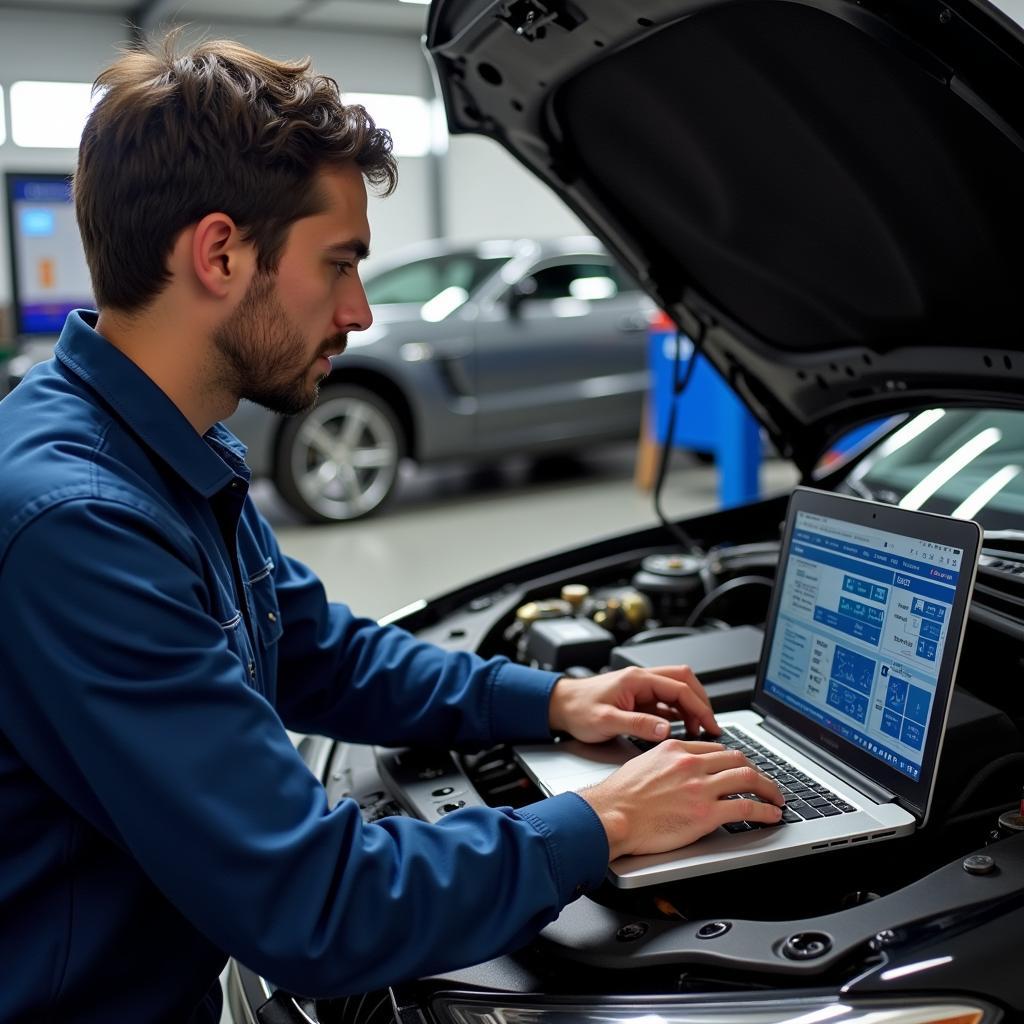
[443,135,587,243]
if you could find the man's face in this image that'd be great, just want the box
[212,163,373,415]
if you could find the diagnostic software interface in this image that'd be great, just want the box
[763,510,964,781]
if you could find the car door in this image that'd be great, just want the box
[471,254,652,454]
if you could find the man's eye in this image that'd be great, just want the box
[333,261,353,276]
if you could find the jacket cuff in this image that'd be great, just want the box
[489,661,560,743]
[516,791,609,902]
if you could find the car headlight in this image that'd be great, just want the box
[431,998,992,1024]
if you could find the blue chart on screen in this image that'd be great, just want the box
[763,510,962,782]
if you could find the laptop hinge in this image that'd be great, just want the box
[760,718,898,805]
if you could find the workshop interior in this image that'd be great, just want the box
[1,3,1023,1024]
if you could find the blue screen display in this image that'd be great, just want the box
[7,174,94,336]
[763,510,964,781]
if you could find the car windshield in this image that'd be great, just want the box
[846,408,1024,529]
[363,252,507,306]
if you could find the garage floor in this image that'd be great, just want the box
[256,445,801,621]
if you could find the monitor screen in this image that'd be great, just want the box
[5,173,94,337]
[762,507,965,783]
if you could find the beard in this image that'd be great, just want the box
[212,272,345,416]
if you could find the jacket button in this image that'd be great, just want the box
[248,661,256,678]
[267,612,277,622]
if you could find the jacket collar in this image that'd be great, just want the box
[55,310,249,498]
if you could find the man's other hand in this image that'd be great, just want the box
[579,741,785,860]
[547,666,719,744]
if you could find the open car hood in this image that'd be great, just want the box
[426,0,1024,474]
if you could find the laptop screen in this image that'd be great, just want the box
[755,488,981,820]
[763,508,964,782]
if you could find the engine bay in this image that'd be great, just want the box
[240,498,1024,1022]
[384,510,1019,973]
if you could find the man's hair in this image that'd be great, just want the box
[74,33,397,312]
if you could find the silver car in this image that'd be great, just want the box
[227,236,653,522]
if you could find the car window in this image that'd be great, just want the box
[521,260,631,302]
[364,253,507,305]
[849,408,1024,528]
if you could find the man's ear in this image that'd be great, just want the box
[190,212,255,300]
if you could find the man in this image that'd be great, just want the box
[0,36,783,1023]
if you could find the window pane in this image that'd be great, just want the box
[527,262,618,301]
[365,254,506,305]
[11,81,97,148]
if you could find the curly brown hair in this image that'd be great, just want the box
[74,32,397,312]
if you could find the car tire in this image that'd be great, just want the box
[274,383,404,523]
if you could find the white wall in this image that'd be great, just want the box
[0,7,127,82]
[0,10,590,339]
[443,135,587,243]
[164,20,428,96]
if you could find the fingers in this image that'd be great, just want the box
[707,762,785,806]
[626,711,688,743]
[675,740,726,754]
[645,664,712,708]
[718,796,784,827]
[630,671,718,735]
[619,707,728,745]
[660,742,783,807]
[583,740,784,859]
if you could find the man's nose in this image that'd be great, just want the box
[336,280,373,333]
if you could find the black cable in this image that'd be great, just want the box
[621,625,705,647]
[684,574,775,628]
[653,327,704,555]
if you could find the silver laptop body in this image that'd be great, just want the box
[516,488,983,888]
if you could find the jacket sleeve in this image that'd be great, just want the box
[0,498,609,997]
[254,511,563,747]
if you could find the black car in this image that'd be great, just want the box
[230,1,1024,1022]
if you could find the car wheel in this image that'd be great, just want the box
[274,384,404,523]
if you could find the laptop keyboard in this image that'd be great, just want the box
[716,726,857,832]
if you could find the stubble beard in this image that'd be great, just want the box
[212,272,343,417]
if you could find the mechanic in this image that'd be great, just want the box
[0,35,783,1023]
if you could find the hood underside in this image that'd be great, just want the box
[428,0,1024,472]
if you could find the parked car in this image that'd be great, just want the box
[226,237,653,522]
[2,238,653,523]
[228,0,1024,1022]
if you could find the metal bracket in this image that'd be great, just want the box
[499,0,584,42]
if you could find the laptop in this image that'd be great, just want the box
[515,487,983,887]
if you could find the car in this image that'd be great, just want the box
[225,236,654,522]
[224,0,1024,1019]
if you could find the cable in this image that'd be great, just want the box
[621,625,705,647]
[684,574,775,628]
[653,326,704,554]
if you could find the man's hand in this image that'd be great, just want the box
[548,665,718,744]
[579,740,785,860]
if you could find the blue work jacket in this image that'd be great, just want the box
[0,311,607,1023]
